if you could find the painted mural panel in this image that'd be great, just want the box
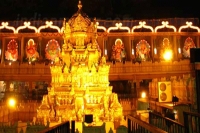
[5,39,18,61]
[182,37,196,58]
[111,38,126,62]
[136,40,150,61]
[159,38,173,61]
[0,81,5,100]
[26,39,39,62]
[45,39,61,61]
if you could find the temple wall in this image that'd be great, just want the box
[0,32,199,64]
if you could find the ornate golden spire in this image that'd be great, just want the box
[78,0,82,11]
[37,0,123,124]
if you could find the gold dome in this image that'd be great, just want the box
[68,0,91,32]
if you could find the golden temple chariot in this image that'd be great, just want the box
[37,0,123,123]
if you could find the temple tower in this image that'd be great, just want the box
[37,0,123,123]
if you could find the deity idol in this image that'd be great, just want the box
[5,39,18,61]
[136,40,150,61]
[182,37,196,58]
[26,39,39,61]
[160,38,173,60]
[45,39,61,61]
[0,81,5,92]
[163,38,171,49]
[111,39,126,62]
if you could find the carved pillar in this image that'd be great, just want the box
[173,35,177,60]
[176,36,180,49]
[151,36,153,58]
[28,81,32,99]
[103,36,108,60]
[196,36,199,48]
[130,80,136,94]
[0,37,2,63]
[17,37,21,62]
[1,37,5,63]
[20,37,24,63]
[176,36,182,60]
[195,70,200,113]
[38,37,42,60]
[96,35,103,53]
[5,81,10,92]
[60,39,63,48]
[152,36,158,61]
[151,36,156,59]
[131,37,135,61]
[135,80,141,98]
[130,37,133,51]
[104,39,107,55]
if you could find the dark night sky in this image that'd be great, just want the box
[0,0,200,21]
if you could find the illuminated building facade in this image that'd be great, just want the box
[0,1,199,123]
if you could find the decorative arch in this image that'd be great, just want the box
[178,22,200,32]
[131,21,154,32]
[155,21,176,32]
[38,21,61,33]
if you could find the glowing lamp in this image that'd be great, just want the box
[8,98,16,107]
[173,109,177,114]
[105,49,107,55]
[141,92,146,98]
[132,49,134,55]
[163,50,173,61]
[154,48,157,55]
[178,48,181,54]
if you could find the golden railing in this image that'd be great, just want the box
[108,60,193,74]
[0,60,194,81]
[108,60,194,80]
